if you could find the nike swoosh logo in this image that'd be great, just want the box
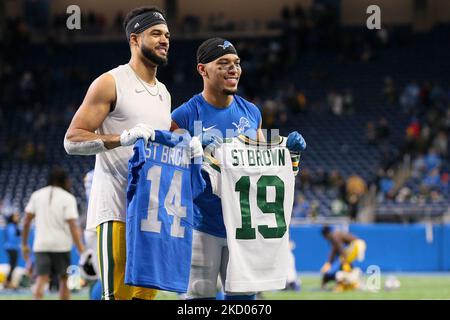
[203,125,217,131]
[135,88,145,93]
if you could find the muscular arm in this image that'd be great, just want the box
[328,245,338,263]
[328,235,345,262]
[170,120,180,132]
[64,73,120,153]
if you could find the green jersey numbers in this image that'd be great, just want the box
[235,175,287,240]
[201,135,296,292]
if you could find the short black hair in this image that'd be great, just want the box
[321,225,332,237]
[123,6,166,33]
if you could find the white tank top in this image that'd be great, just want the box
[86,64,171,230]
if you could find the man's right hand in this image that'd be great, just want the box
[22,244,31,262]
[201,134,222,149]
[120,123,155,146]
[320,262,331,274]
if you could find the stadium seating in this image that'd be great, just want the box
[0,25,449,223]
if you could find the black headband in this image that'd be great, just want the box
[125,11,167,40]
[197,38,238,64]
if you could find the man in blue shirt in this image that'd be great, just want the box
[171,38,306,300]
[3,212,21,289]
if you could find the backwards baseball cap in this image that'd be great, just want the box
[197,38,238,64]
[125,10,167,41]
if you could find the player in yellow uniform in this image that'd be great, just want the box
[64,6,172,300]
[320,226,366,291]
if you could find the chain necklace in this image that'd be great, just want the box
[129,64,160,96]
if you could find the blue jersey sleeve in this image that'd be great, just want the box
[191,160,206,199]
[154,130,192,148]
[127,138,147,205]
[171,100,197,131]
[250,102,262,127]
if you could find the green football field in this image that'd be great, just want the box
[1,275,450,300]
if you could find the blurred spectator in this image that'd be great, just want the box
[445,110,450,131]
[430,82,446,109]
[293,195,310,218]
[406,117,421,140]
[424,149,442,172]
[19,71,36,104]
[34,113,48,131]
[360,42,374,62]
[35,144,47,165]
[296,91,307,113]
[299,168,312,190]
[376,28,390,47]
[330,198,347,216]
[21,142,35,163]
[346,174,367,198]
[429,189,443,203]
[286,85,307,115]
[395,186,412,203]
[328,89,343,116]
[376,117,391,143]
[400,80,420,114]
[328,170,344,189]
[309,201,320,219]
[383,76,397,105]
[366,121,377,145]
[312,168,329,189]
[378,169,395,200]
[262,98,277,128]
[441,172,449,194]
[422,167,441,189]
[431,131,448,157]
[343,89,354,114]
[345,174,367,220]
[420,82,431,107]
[411,153,426,178]
[3,212,21,289]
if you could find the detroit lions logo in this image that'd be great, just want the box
[218,40,233,50]
[232,117,250,133]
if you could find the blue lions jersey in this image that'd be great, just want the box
[125,130,205,293]
[172,93,262,238]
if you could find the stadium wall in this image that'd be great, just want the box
[291,223,450,272]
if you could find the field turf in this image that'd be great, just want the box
[1,275,449,300]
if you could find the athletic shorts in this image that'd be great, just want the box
[35,252,71,277]
[97,221,158,300]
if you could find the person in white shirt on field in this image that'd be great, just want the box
[21,167,85,300]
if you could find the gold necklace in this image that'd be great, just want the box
[129,64,160,96]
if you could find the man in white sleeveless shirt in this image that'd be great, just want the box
[64,6,172,300]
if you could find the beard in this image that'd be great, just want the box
[141,44,168,66]
[223,88,238,95]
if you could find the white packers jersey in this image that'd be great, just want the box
[202,135,299,292]
[86,64,171,231]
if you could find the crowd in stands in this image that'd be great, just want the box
[372,78,449,216]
